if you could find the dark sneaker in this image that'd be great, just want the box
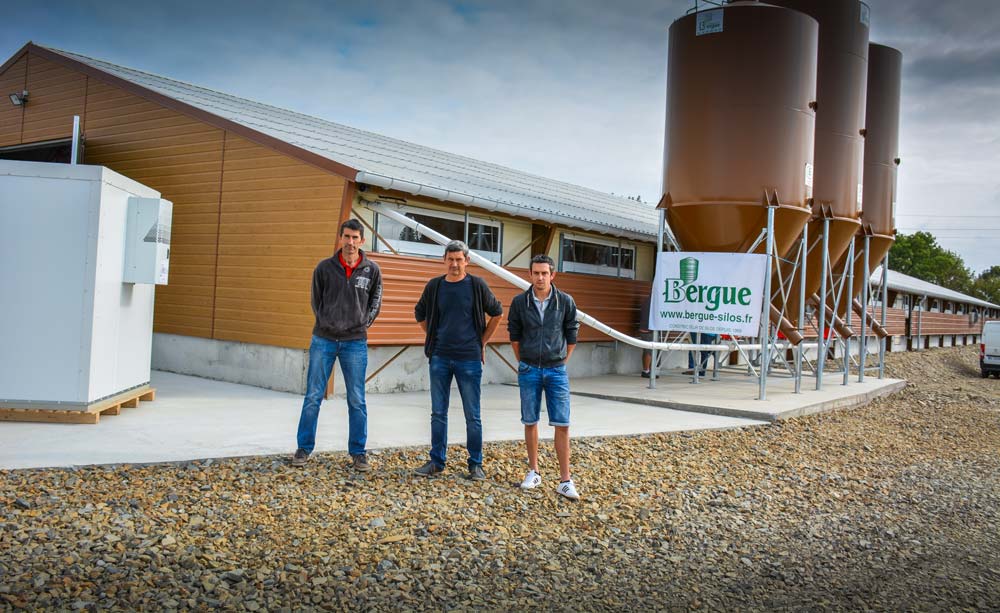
[351,454,370,472]
[468,465,486,481]
[640,370,651,378]
[291,448,309,467]
[413,460,443,478]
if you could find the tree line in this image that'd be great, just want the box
[889,231,1000,305]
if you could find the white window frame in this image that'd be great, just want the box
[559,232,636,279]
[374,204,503,264]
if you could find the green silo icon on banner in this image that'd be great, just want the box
[663,256,703,303]
[679,257,699,284]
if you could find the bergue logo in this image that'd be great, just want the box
[663,256,753,311]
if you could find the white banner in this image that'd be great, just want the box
[649,252,768,337]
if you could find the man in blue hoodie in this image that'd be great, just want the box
[292,219,383,471]
[507,254,581,500]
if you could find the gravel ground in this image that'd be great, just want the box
[2,345,999,612]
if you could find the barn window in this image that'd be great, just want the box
[559,233,635,279]
[373,205,502,264]
[0,138,77,163]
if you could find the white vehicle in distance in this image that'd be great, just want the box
[981,320,1000,379]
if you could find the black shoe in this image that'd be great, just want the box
[413,460,444,478]
[468,464,486,481]
[640,370,650,378]
[351,454,370,472]
[291,448,309,467]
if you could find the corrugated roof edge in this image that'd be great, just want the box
[357,172,655,242]
[24,42,659,242]
[26,43,360,178]
[874,267,1000,310]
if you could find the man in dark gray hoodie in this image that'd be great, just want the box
[293,219,383,471]
[507,254,581,499]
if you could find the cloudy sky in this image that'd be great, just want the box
[2,0,997,273]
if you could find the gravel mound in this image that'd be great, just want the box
[2,345,998,611]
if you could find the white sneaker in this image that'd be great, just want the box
[556,479,580,500]
[520,470,542,489]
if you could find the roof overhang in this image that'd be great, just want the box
[14,43,359,181]
[355,171,656,243]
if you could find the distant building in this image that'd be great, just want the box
[2,43,996,392]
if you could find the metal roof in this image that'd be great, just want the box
[872,267,999,309]
[40,45,659,241]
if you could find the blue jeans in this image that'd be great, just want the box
[688,333,717,371]
[517,362,571,426]
[296,336,368,456]
[428,355,483,469]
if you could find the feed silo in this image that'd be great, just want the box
[838,43,902,331]
[659,1,819,343]
[767,0,870,336]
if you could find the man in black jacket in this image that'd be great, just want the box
[292,219,383,471]
[413,240,503,480]
[507,254,581,500]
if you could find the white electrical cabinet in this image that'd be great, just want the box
[124,197,172,285]
[0,161,173,408]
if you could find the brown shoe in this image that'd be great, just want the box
[413,460,444,477]
[291,448,309,467]
[351,454,370,472]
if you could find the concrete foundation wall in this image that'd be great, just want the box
[829,337,882,359]
[891,334,980,352]
[154,331,975,397]
[152,334,308,394]
[153,333,674,396]
[356,341,671,396]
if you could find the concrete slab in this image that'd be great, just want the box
[569,370,907,422]
[0,371,765,470]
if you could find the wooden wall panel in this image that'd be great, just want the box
[83,78,224,338]
[914,311,982,336]
[869,307,907,336]
[0,55,27,146]
[800,307,906,339]
[796,307,984,340]
[215,135,345,349]
[554,274,652,341]
[367,253,651,346]
[20,55,87,144]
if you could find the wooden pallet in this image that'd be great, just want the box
[0,386,156,424]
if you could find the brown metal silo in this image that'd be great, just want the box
[767,0,870,336]
[837,43,902,332]
[659,1,819,341]
[860,44,901,238]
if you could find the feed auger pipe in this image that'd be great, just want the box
[365,201,763,353]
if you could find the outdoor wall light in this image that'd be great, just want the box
[9,90,28,106]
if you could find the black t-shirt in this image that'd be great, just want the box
[432,277,481,361]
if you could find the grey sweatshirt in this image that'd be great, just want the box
[311,249,383,341]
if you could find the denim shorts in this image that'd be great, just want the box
[517,362,571,427]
